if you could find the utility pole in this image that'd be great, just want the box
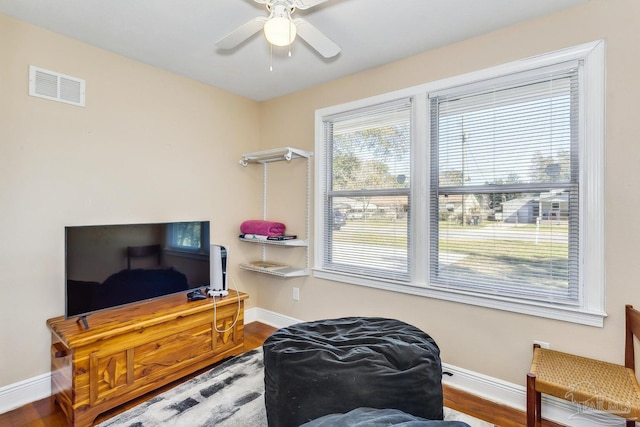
[461,119,467,227]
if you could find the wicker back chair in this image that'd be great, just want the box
[527,305,640,426]
[126,244,162,269]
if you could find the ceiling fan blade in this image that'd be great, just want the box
[294,18,340,58]
[215,17,268,49]
[293,0,329,10]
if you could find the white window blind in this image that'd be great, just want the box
[323,99,412,281]
[429,62,580,303]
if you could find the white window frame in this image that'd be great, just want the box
[314,40,605,327]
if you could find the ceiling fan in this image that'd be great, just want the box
[215,0,340,59]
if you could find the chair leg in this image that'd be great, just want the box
[526,373,540,427]
[627,419,635,427]
[535,388,542,427]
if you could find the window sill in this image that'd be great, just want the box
[164,248,208,261]
[312,268,607,327]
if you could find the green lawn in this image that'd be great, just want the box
[332,220,569,288]
[334,220,568,257]
[439,238,568,261]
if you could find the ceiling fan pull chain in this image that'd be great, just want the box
[288,9,293,57]
[270,43,274,71]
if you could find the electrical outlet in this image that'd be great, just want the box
[292,287,300,301]
[533,340,550,349]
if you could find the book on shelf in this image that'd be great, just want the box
[239,233,268,240]
[239,234,298,241]
[247,261,290,270]
[267,235,297,241]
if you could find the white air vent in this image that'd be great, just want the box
[29,66,85,107]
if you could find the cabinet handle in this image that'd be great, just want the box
[53,342,69,358]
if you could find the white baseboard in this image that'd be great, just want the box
[0,372,51,414]
[0,308,627,426]
[245,306,302,328]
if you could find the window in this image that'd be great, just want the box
[315,41,605,326]
[429,62,580,304]
[320,100,412,281]
[166,221,210,253]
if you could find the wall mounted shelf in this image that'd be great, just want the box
[239,146,311,166]
[238,236,308,247]
[238,146,312,278]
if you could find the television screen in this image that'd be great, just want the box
[65,221,210,320]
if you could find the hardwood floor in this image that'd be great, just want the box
[1,322,561,427]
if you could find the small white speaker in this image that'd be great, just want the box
[208,244,228,297]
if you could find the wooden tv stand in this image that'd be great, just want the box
[47,290,248,427]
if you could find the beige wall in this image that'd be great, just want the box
[257,0,640,385]
[1,0,638,396]
[0,14,262,387]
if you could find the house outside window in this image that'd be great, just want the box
[315,41,605,326]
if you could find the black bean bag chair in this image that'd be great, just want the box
[263,317,443,427]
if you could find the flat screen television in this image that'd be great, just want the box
[65,220,211,324]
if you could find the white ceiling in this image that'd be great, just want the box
[0,0,589,101]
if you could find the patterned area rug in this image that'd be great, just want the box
[97,348,494,426]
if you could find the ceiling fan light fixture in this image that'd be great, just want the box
[264,16,297,47]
